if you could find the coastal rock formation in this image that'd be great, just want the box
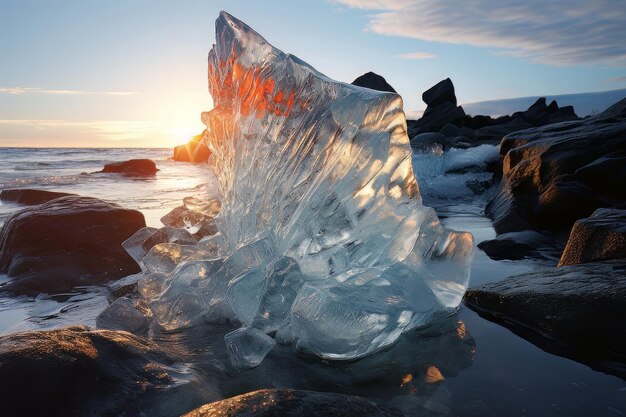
[173,133,212,163]
[100,159,158,176]
[0,188,76,205]
[183,389,404,417]
[486,98,626,234]
[559,208,626,266]
[0,196,145,294]
[351,71,397,94]
[464,260,626,378]
[409,79,465,136]
[407,78,580,149]
[0,326,180,417]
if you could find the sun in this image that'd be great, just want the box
[171,126,202,147]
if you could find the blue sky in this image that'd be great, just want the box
[1,0,625,147]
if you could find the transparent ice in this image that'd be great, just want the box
[105,11,473,366]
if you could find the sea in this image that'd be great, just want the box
[0,146,624,416]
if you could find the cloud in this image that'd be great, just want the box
[0,87,138,96]
[606,76,626,83]
[0,119,158,141]
[397,51,436,60]
[332,0,626,66]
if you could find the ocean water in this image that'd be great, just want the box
[0,146,624,416]
[0,147,219,228]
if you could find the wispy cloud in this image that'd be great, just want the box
[0,87,138,96]
[0,119,158,141]
[397,51,436,60]
[333,0,626,66]
[606,76,626,83]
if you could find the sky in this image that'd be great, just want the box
[1,0,625,148]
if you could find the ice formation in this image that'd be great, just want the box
[116,11,473,366]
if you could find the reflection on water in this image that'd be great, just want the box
[145,314,475,416]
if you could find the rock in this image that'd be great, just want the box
[100,159,158,176]
[0,196,145,294]
[411,102,466,135]
[438,123,463,138]
[477,230,557,260]
[486,98,626,234]
[408,79,465,136]
[0,326,179,417]
[463,114,494,130]
[464,260,626,378]
[409,132,445,150]
[422,78,456,107]
[510,98,580,126]
[548,105,578,123]
[173,133,211,163]
[183,389,404,417]
[575,151,626,200]
[0,188,76,205]
[351,72,397,93]
[559,208,626,266]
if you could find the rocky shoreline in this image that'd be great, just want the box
[0,76,624,415]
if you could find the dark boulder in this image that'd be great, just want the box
[410,102,466,135]
[559,208,626,266]
[351,72,397,94]
[408,79,466,136]
[575,151,626,200]
[477,230,561,261]
[422,77,456,107]
[100,159,158,176]
[0,189,76,205]
[183,389,404,417]
[409,132,445,150]
[486,97,626,234]
[0,196,145,294]
[464,260,626,378]
[0,326,179,417]
[173,133,212,163]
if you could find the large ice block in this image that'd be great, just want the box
[203,11,472,308]
[125,11,473,364]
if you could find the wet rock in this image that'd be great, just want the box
[411,102,466,135]
[559,208,626,266]
[409,132,445,150]
[0,188,76,205]
[408,79,465,136]
[183,389,404,417]
[575,151,626,200]
[486,98,626,234]
[477,230,557,260]
[422,77,456,107]
[0,326,179,417]
[0,196,145,294]
[100,159,158,176]
[464,260,626,378]
[173,133,211,163]
[351,71,397,93]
